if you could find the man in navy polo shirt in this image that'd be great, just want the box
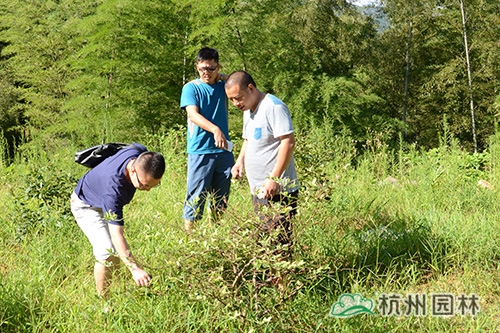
[70,143,165,297]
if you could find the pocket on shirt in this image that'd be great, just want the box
[254,128,262,140]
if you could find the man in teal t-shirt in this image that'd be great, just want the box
[180,47,234,233]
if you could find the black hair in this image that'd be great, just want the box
[226,70,257,89]
[196,47,219,63]
[136,152,165,179]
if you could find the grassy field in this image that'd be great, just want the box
[1,128,500,332]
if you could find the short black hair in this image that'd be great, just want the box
[136,152,165,179]
[197,47,219,63]
[226,70,257,89]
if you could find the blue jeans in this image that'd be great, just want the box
[183,151,234,221]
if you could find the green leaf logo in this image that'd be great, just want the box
[329,293,376,318]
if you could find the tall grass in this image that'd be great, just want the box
[0,126,499,332]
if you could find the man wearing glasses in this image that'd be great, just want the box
[180,47,234,234]
[70,143,165,297]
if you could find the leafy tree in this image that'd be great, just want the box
[0,66,23,161]
[0,31,23,160]
[460,0,500,148]
[291,0,377,77]
[370,1,444,148]
[1,0,186,151]
[272,0,392,143]
[0,0,104,153]
[375,0,500,150]
[64,0,186,145]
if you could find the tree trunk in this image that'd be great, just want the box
[402,6,413,142]
[460,0,477,153]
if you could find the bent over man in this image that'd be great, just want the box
[70,143,165,296]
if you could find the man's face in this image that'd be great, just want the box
[196,59,219,84]
[132,163,161,191]
[225,84,254,111]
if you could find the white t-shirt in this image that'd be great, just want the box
[242,94,300,195]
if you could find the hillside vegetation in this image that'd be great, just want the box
[0,0,499,154]
[1,126,500,332]
[1,0,500,331]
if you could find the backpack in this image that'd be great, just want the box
[75,142,135,168]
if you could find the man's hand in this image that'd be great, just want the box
[130,266,151,287]
[109,224,151,287]
[213,127,228,150]
[218,73,229,81]
[231,161,244,179]
[185,106,227,149]
[260,178,279,199]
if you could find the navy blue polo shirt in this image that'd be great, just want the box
[74,144,147,226]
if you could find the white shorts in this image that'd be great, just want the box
[70,192,116,261]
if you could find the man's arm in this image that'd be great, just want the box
[108,224,151,287]
[231,139,248,179]
[261,133,296,198]
[185,105,228,150]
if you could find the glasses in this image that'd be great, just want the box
[133,169,161,190]
[197,66,218,73]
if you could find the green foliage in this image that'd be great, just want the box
[373,0,500,150]
[63,0,186,145]
[288,71,398,145]
[170,218,313,330]
[0,0,104,144]
[1,0,498,156]
[0,0,87,155]
[6,162,78,240]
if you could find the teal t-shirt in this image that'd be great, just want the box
[180,79,229,154]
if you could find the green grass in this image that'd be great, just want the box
[1,129,500,332]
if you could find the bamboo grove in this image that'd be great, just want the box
[0,0,499,158]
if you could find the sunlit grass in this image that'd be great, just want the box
[1,129,500,332]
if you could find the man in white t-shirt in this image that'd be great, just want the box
[225,70,299,245]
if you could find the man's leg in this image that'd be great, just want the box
[252,190,299,246]
[210,151,234,220]
[94,256,120,297]
[251,191,299,288]
[71,192,117,295]
[183,219,194,234]
[183,154,216,233]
